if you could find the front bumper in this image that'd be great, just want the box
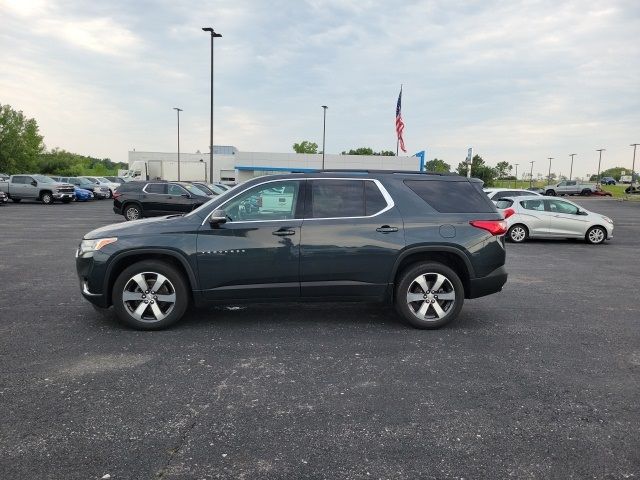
[76,250,110,307]
[467,265,508,299]
[54,192,74,200]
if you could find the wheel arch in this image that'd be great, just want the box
[104,249,198,306]
[390,246,474,299]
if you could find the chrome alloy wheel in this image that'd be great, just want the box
[588,227,605,244]
[122,272,177,323]
[510,226,527,242]
[406,272,456,321]
[125,206,140,220]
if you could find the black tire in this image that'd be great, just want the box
[107,189,113,199]
[395,262,464,329]
[581,189,592,196]
[585,226,606,245]
[545,190,556,196]
[124,203,142,221]
[507,224,528,243]
[41,192,53,204]
[11,198,21,203]
[112,260,189,330]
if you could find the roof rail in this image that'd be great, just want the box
[319,169,459,176]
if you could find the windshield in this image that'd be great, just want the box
[33,175,55,183]
[183,184,209,197]
[185,180,247,218]
[208,184,227,195]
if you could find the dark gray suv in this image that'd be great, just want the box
[76,171,508,330]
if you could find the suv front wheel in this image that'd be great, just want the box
[395,262,464,329]
[112,260,189,330]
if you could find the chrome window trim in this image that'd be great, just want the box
[199,177,395,226]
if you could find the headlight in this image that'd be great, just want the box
[602,216,613,225]
[78,237,117,256]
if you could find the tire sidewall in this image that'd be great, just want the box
[112,260,189,330]
[508,224,528,243]
[41,193,53,204]
[124,204,141,221]
[395,262,464,329]
[586,226,606,245]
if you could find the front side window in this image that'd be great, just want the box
[182,184,208,196]
[547,200,578,215]
[310,180,364,218]
[224,181,300,222]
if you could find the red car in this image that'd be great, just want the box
[592,186,612,196]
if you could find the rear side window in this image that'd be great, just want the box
[310,180,364,218]
[365,181,387,215]
[146,183,167,194]
[521,199,544,211]
[495,199,513,209]
[404,180,494,213]
[117,182,142,192]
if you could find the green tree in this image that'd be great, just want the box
[495,161,512,179]
[425,158,450,173]
[0,104,45,173]
[456,154,497,186]
[292,140,318,154]
[341,147,395,156]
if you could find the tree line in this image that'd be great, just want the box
[0,103,127,177]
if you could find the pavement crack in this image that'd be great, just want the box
[156,401,210,479]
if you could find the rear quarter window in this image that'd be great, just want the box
[404,180,495,213]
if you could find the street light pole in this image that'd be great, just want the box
[202,27,222,183]
[514,163,519,188]
[529,161,534,188]
[547,157,553,185]
[569,153,576,180]
[631,144,639,186]
[596,149,605,185]
[173,107,183,181]
[321,105,328,170]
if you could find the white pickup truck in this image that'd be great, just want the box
[543,181,597,196]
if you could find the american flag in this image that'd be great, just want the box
[395,86,407,153]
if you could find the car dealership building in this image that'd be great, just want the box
[128,146,424,184]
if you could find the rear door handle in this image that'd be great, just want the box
[376,225,399,233]
[272,228,296,236]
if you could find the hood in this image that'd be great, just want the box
[84,215,190,240]
[52,182,74,189]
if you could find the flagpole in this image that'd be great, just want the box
[396,138,399,156]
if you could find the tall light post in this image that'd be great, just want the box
[321,105,328,170]
[514,163,519,188]
[202,27,222,183]
[173,107,183,181]
[596,149,605,185]
[547,157,553,185]
[569,153,576,180]
[529,161,534,188]
[631,144,639,186]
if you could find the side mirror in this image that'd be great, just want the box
[31,180,37,186]
[209,209,227,227]
[577,209,588,216]
[181,193,191,198]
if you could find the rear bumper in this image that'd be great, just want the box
[467,265,508,299]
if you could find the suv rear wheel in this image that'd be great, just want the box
[112,260,189,330]
[395,262,464,329]
[124,203,142,221]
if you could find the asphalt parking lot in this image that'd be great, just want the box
[1,198,638,479]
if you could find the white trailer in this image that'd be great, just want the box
[123,160,207,182]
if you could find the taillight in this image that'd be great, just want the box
[113,192,122,200]
[503,208,515,219]
[470,219,508,236]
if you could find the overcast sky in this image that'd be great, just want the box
[1,0,639,177]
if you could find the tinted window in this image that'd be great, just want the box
[521,199,544,211]
[495,199,513,209]
[167,184,187,196]
[224,181,300,221]
[12,176,27,184]
[404,180,494,213]
[310,180,364,218]
[117,182,143,192]
[182,184,208,196]
[547,199,578,215]
[146,183,167,194]
[365,181,387,215]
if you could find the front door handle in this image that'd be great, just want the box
[376,225,399,233]
[272,228,296,236]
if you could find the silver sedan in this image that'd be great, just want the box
[495,195,614,245]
